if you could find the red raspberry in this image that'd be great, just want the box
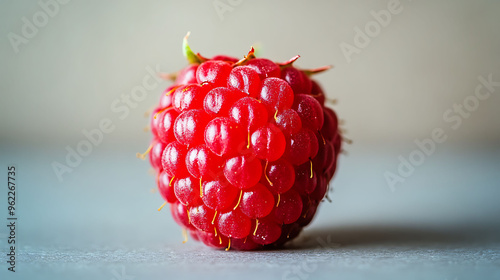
[140,34,343,250]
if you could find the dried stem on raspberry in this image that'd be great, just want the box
[214,226,218,236]
[153,106,173,119]
[253,219,259,235]
[182,228,188,244]
[233,190,243,210]
[277,55,300,68]
[247,131,251,149]
[186,209,191,224]
[303,65,333,76]
[157,202,167,211]
[144,105,155,118]
[233,47,256,67]
[225,238,231,251]
[303,197,312,217]
[318,130,326,145]
[276,193,281,207]
[325,98,338,105]
[343,137,353,144]
[182,84,197,93]
[136,144,153,160]
[212,210,217,225]
[195,52,211,62]
[166,86,178,96]
[199,178,203,198]
[302,208,309,219]
[158,72,177,81]
[169,176,175,186]
[153,111,163,120]
[325,192,332,203]
[309,158,314,179]
[264,161,274,186]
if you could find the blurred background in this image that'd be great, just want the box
[1,0,499,279]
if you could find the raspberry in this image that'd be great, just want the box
[140,34,343,250]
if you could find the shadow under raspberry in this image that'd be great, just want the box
[283,223,500,250]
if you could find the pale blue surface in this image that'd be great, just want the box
[2,0,500,279]
[0,144,499,280]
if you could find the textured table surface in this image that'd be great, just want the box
[1,144,499,280]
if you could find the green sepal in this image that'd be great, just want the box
[183,32,203,64]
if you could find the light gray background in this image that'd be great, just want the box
[1,0,499,279]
